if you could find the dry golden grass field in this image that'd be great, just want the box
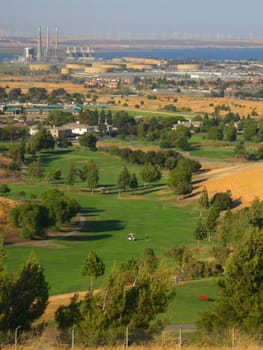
[194,161,263,207]
[1,74,263,117]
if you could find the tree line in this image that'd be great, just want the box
[0,244,175,347]
[195,194,263,343]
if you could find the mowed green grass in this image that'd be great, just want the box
[189,135,235,160]
[4,146,217,322]
[6,193,199,295]
[167,279,217,324]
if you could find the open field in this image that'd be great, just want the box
[3,142,263,330]
[197,161,263,205]
[1,72,263,117]
[4,148,201,296]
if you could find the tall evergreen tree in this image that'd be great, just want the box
[86,160,99,193]
[0,252,49,331]
[117,166,131,193]
[82,251,105,291]
[129,173,138,194]
[198,228,263,338]
[141,163,161,187]
[199,187,210,210]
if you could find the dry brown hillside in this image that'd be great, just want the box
[194,161,263,207]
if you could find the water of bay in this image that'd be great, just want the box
[2,47,263,62]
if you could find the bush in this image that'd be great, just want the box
[210,190,232,210]
[0,184,10,194]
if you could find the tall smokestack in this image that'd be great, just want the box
[46,26,50,51]
[37,25,42,62]
[55,27,58,57]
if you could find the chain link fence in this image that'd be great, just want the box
[0,326,257,350]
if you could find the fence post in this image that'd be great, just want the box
[14,325,21,350]
[71,325,75,350]
[125,326,128,350]
[231,328,235,350]
[179,327,182,348]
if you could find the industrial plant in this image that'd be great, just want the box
[23,25,95,63]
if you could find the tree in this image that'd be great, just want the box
[82,251,105,291]
[86,160,99,193]
[41,188,80,229]
[210,190,232,211]
[27,87,48,101]
[79,132,98,151]
[139,248,158,275]
[224,122,237,141]
[0,184,10,194]
[27,154,42,180]
[55,294,81,332]
[243,124,259,142]
[129,173,138,194]
[197,228,263,337]
[117,166,131,193]
[58,133,70,149]
[47,110,74,127]
[56,254,175,346]
[177,158,201,173]
[8,88,22,101]
[199,187,210,210]
[4,253,49,331]
[141,163,161,187]
[207,126,223,141]
[46,168,62,182]
[9,202,49,239]
[234,141,247,159]
[8,142,25,164]
[78,163,88,181]
[206,206,220,242]
[164,245,193,280]
[168,165,192,196]
[0,87,7,99]
[27,128,55,154]
[194,219,208,247]
[65,161,77,189]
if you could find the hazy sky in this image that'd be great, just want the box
[1,0,263,39]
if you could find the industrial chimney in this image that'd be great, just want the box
[55,27,58,57]
[37,25,42,62]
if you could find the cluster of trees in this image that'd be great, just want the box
[168,158,201,196]
[234,140,263,161]
[165,245,223,281]
[100,146,183,170]
[197,197,263,342]
[193,188,233,246]
[0,87,85,104]
[0,242,49,341]
[201,113,263,144]
[55,249,175,346]
[0,242,174,346]
[79,108,113,127]
[116,163,161,193]
[9,189,80,239]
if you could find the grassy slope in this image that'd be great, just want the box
[3,146,221,324]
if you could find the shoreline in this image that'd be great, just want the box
[0,38,263,54]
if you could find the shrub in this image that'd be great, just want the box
[0,184,10,194]
[210,190,232,210]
